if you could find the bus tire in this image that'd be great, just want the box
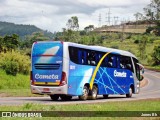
[126,87,132,98]
[60,95,72,101]
[50,95,59,101]
[89,85,98,100]
[103,95,109,99]
[79,86,89,100]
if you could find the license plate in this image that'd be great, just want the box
[43,88,50,92]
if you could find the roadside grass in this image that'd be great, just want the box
[144,65,160,72]
[0,69,29,89]
[0,69,41,97]
[0,99,159,111]
[0,89,42,97]
[0,99,159,120]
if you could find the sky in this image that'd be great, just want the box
[0,0,151,33]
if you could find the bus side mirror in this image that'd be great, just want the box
[139,75,144,81]
[141,68,144,74]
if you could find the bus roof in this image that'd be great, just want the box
[33,41,137,59]
[65,42,137,59]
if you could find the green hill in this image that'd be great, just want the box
[0,21,54,39]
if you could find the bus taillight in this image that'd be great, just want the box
[60,71,67,86]
[30,71,34,85]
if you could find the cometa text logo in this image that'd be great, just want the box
[114,70,127,77]
[35,74,59,79]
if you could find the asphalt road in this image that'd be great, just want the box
[0,69,159,105]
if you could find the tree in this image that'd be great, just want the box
[3,34,19,51]
[134,12,144,21]
[138,35,147,60]
[152,45,160,65]
[143,0,160,20]
[63,16,80,42]
[143,0,160,36]
[0,36,4,52]
[84,25,94,32]
[66,16,79,31]
[21,32,50,48]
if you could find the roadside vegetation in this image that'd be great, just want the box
[0,99,159,111]
[0,99,159,120]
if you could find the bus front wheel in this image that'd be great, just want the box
[126,87,132,98]
[79,86,89,100]
[50,95,59,101]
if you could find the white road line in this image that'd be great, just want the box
[145,72,160,79]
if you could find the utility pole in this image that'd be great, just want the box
[98,13,102,27]
[105,8,112,34]
[121,19,126,42]
[114,16,119,26]
[106,8,111,26]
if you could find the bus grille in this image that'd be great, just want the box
[34,63,60,70]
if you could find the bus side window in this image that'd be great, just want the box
[118,55,133,71]
[82,50,87,65]
[126,57,133,72]
[119,56,125,69]
[69,46,78,64]
[112,55,117,68]
[90,51,96,65]
[107,55,113,67]
[78,50,83,64]
[133,58,140,80]
[87,51,96,66]
[87,51,91,65]
[104,56,108,67]
[101,53,106,67]
[95,53,100,65]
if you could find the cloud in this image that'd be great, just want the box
[0,0,151,32]
[20,0,105,15]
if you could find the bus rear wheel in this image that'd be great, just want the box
[89,85,98,100]
[60,95,72,101]
[126,87,132,98]
[79,86,89,100]
[50,95,59,101]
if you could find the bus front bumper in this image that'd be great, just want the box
[31,85,68,95]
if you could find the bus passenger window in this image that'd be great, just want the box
[87,52,91,65]
[95,53,100,64]
[87,51,96,66]
[81,50,87,65]
[78,50,82,64]
[107,55,113,67]
[69,46,78,64]
[91,51,96,65]
[119,56,125,69]
[125,58,133,72]
[126,63,131,70]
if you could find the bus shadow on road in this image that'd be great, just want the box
[21,95,135,103]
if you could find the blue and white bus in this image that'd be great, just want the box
[30,41,144,101]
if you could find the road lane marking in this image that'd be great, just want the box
[140,89,160,94]
[145,72,160,79]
